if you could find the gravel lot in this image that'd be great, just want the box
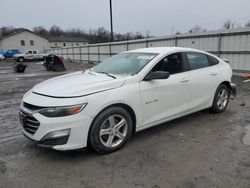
[0,61,250,188]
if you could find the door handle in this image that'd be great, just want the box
[181,78,189,83]
[211,72,217,76]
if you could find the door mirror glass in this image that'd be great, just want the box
[144,71,169,81]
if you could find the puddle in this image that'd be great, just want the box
[243,125,250,145]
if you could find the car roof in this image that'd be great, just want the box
[128,47,206,55]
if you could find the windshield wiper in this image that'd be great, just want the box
[95,71,116,79]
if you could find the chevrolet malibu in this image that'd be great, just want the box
[20,47,236,154]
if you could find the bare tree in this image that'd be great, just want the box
[188,25,203,33]
[245,20,250,28]
[0,26,15,37]
[223,20,236,29]
[33,26,48,36]
[49,25,64,36]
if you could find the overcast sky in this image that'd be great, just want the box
[0,0,250,36]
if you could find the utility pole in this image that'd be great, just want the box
[109,0,114,42]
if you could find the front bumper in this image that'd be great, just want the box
[20,108,93,150]
[230,83,237,99]
[23,132,70,149]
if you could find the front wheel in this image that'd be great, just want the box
[88,106,133,154]
[210,84,230,113]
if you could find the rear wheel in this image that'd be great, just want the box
[210,84,230,113]
[88,106,133,154]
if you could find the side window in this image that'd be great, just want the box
[152,53,183,74]
[186,52,210,70]
[26,51,32,55]
[33,51,37,55]
[207,55,219,66]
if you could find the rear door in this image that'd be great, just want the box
[33,51,39,59]
[185,52,219,111]
[139,52,191,127]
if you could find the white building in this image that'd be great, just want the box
[0,29,49,53]
[47,36,88,48]
[0,29,88,53]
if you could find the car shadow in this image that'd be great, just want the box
[30,106,235,161]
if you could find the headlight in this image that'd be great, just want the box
[39,103,87,117]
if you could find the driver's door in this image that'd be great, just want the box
[139,52,191,128]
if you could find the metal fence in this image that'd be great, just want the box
[47,28,250,71]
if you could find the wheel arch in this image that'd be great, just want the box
[87,102,137,144]
[219,81,231,93]
[87,102,137,148]
[93,103,136,133]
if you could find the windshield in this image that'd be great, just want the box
[92,52,158,75]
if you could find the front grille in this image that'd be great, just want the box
[19,110,40,135]
[23,102,45,111]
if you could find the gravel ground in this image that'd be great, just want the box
[0,61,250,188]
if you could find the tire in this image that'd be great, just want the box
[210,84,230,113]
[88,106,133,154]
[18,57,24,62]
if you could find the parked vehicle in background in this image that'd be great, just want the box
[13,50,48,62]
[2,49,22,58]
[19,47,236,154]
[0,54,5,60]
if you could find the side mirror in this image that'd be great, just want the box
[144,71,170,81]
[222,59,229,63]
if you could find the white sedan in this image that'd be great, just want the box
[20,47,236,153]
[0,54,5,60]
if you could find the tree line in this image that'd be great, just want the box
[0,25,146,44]
[185,19,250,34]
[0,19,250,43]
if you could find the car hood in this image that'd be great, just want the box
[32,70,127,98]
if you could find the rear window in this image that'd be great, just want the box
[207,55,219,66]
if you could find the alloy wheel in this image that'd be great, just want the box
[99,115,128,148]
[216,88,229,110]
